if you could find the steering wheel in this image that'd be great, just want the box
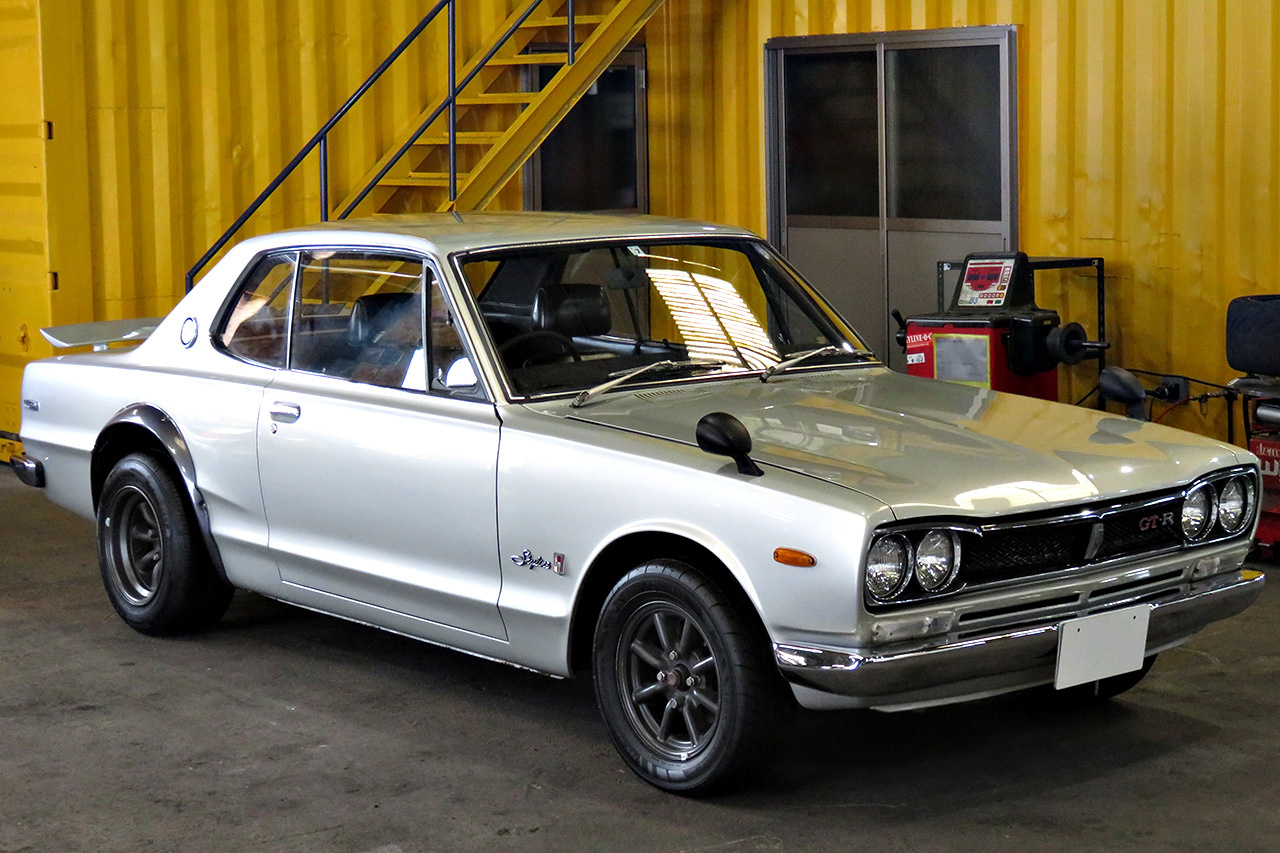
[498,330,582,368]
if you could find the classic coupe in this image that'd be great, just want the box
[10,213,1265,793]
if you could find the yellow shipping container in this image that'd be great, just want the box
[4,0,1279,460]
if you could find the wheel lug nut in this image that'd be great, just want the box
[685,676,696,687]
[657,671,666,682]
[668,650,678,660]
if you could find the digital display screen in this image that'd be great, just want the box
[956,258,1016,307]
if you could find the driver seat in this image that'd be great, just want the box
[502,284,611,368]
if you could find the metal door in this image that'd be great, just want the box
[766,27,1018,370]
[256,250,506,639]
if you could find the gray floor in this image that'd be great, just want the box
[2,464,1278,853]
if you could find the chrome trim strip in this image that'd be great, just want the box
[776,570,1264,706]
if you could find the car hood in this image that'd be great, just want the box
[555,368,1245,518]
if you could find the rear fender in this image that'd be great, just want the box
[93,404,229,583]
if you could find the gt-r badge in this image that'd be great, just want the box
[511,549,566,575]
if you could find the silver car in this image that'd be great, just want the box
[10,213,1265,794]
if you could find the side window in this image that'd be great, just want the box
[219,253,295,367]
[291,252,424,389]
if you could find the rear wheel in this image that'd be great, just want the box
[98,452,233,635]
[593,559,792,795]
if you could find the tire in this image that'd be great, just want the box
[592,559,793,795]
[97,452,233,635]
[1059,655,1157,702]
[1226,295,1280,376]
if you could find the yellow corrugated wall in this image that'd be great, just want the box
[0,0,47,460]
[5,0,1279,453]
[645,0,1280,440]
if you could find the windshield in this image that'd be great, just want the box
[459,238,872,398]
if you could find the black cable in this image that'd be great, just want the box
[1074,385,1099,406]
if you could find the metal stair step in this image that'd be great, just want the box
[414,132,504,146]
[487,52,569,66]
[518,15,606,27]
[456,92,537,105]
[378,173,469,188]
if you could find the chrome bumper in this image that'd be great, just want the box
[776,569,1265,710]
[9,453,44,488]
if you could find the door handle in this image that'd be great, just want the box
[269,402,301,424]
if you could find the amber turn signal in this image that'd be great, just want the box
[773,547,816,567]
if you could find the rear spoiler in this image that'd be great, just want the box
[41,317,164,350]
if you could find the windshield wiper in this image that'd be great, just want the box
[759,345,877,382]
[571,360,727,408]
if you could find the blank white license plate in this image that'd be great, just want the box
[1055,605,1152,689]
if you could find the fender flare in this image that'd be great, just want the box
[94,403,229,584]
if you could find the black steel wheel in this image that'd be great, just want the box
[97,452,232,635]
[593,559,792,794]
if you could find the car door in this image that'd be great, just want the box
[255,248,506,639]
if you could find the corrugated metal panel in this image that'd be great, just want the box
[0,0,45,459]
[6,0,1279,450]
[646,0,1280,441]
[1,0,535,455]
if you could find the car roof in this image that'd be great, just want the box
[269,212,759,256]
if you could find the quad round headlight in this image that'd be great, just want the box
[915,530,959,592]
[1180,483,1215,540]
[866,535,911,601]
[1217,476,1253,534]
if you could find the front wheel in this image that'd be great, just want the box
[592,560,792,794]
[97,452,233,635]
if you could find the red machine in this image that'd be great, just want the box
[894,253,1107,401]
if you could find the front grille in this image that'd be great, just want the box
[961,525,1091,583]
[865,466,1258,610]
[1096,501,1184,559]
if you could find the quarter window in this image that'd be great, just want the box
[219,253,294,368]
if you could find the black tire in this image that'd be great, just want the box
[1226,295,1280,376]
[1058,654,1157,702]
[97,452,233,635]
[592,559,793,795]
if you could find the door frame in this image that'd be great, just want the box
[523,45,650,213]
[764,25,1019,275]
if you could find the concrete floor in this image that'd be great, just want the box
[2,465,1278,853]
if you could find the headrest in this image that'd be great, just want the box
[348,292,420,347]
[532,284,611,337]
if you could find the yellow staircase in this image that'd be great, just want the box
[337,0,665,217]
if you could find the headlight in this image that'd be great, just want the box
[866,535,911,601]
[915,530,959,592]
[1180,483,1215,540]
[1217,476,1253,534]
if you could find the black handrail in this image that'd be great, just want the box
[335,0,552,220]
[186,0,581,292]
[185,0,451,291]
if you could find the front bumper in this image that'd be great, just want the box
[9,453,44,488]
[776,568,1265,710]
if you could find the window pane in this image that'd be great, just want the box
[290,252,425,390]
[783,51,879,217]
[462,239,861,397]
[219,253,294,367]
[538,65,639,211]
[886,45,1002,221]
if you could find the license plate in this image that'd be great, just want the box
[1055,605,1151,689]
